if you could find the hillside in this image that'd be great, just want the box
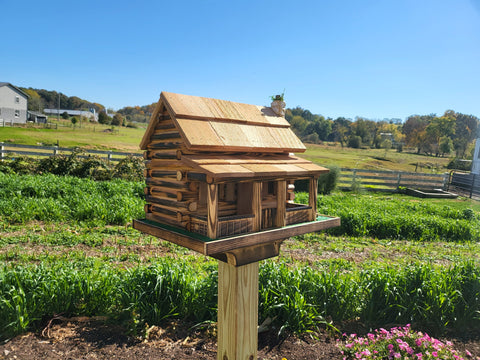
[0,120,454,172]
[20,87,155,123]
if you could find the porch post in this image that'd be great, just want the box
[275,180,286,227]
[309,177,318,221]
[252,181,262,232]
[207,183,218,238]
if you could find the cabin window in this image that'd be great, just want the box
[262,181,276,200]
[219,183,236,202]
[198,183,237,208]
[14,110,19,117]
[15,96,20,103]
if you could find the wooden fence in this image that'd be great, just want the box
[447,171,480,199]
[0,143,142,162]
[338,168,448,192]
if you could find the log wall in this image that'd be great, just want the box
[144,110,200,230]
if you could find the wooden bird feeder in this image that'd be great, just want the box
[133,92,340,360]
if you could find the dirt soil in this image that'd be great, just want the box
[1,317,480,360]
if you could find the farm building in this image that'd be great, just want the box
[0,82,29,124]
[138,92,332,240]
[28,111,48,123]
[43,108,98,121]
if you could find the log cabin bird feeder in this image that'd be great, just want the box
[133,92,340,359]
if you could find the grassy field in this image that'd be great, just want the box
[1,121,454,172]
[0,120,146,151]
[303,143,451,173]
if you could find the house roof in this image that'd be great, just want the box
[0,82,29,98]
[28,111,47,117]
[140,92,305,153]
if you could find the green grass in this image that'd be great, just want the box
[0,121,146,151]
[302,143,451,173]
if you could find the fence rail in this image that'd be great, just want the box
[447,171,480,199]
[338,168,448,192]
[0,142,142,162]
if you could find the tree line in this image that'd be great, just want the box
[20,87,154,127]
[19,87,479,158]
[21,88,105,114]
[285,107,479,159]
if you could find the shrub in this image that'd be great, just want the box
[3,149,144,181]
[318,165,339,194]
[113,155,145,182]
[447,158,472,171]
[126,122,138,129]
[295,165,339,195]
[6,156,37,175]
[348,135,362,148]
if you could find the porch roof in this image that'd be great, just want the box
[181,154,329,180]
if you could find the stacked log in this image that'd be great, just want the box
[143,110,198,228]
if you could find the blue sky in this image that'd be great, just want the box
[2,0,479,120]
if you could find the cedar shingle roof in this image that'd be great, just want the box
[141,92,305,153]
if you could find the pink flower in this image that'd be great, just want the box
[361,349,371,356]
[432,351,438,357]
[465,349,472,357]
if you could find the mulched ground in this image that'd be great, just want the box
[1,318,479,360]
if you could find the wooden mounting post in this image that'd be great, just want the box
[217,261,259,360]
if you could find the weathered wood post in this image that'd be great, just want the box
[0,142,4,162]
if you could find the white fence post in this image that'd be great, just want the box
[0,142,4,162]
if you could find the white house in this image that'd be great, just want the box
[0,82,29,124]
[472,137,480,174]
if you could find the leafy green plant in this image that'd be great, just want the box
[294,165,339,195]
[270,92,285,102]
[302,193,480,242]
[0,173,144,225]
